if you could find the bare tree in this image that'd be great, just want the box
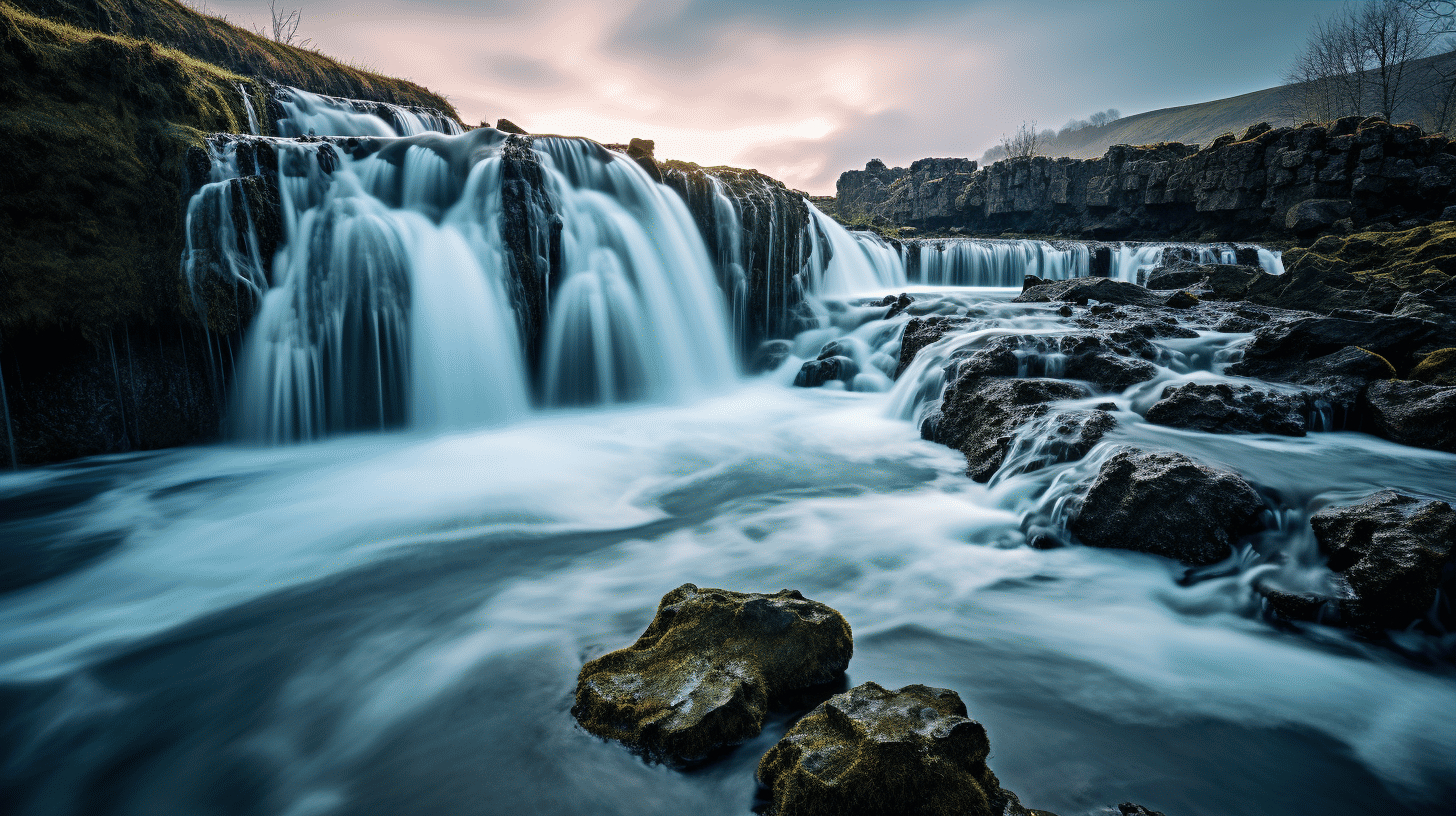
[1356,0,1436,118]
[1285,1,1435,122]
[254,0,312,47]
[999,121,1043,159]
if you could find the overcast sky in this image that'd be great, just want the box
[206,0,1341,193]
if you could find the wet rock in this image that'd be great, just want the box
[757,682,1036,816]
[573,584,853,765]
[1145,382,1308,436]
[1213,314,1260,333]
[1285,199,1352,233]
[1228,345,1395,407]
[875,292,913,319]
[1311,491,1456,631]
[895,316,970,378]
[925,377,1092,482]
[1361,380,1456,453]
[1117,805,1170,816]
[1236,314,1436,373]
[1000,409,1117,478]
[625,137,662,182]
[956,333,1157,391]
[752,339,794,373]
[1411,347,1456,386]
[1163,290,1199,309]
[1144,267,1206,290]
[1070,449,1265,565]
[1146,264,1270,302]
[794,356,859,388]
[495,117,528,134]
[1014,278,1165,308]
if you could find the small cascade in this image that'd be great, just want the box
[237,83,259,135]
[272,86,464,138]
[1110,243,1167,283]
[805,205,907,295]
[913,240,1089,286]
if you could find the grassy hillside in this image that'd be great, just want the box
[1009,50,1456,160]
[7,0,458,116]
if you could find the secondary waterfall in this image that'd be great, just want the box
[183,87,735,443]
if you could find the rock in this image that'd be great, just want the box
[573,584,853,765]
[1144,267,1206,290]
[794,356,859,388]
[895,316,969,378]
[1213,314,1260,333]
[1001,409,1117,478]
[1311,491,1456,631]
[495,117,528,134]
[1014,278,1165,308]
[1411,347,1456,386]
[756,682,1035,816]
[1145,382,1308,436]
[752,339,794,373]
[876,292,913,319]
[1117,805,1170,816]
[1236,314,1436,373]
[955,333,1158,391]
[1023,274,1048,291]
[1361,380,1456,453]
[1070,449,1265,565]
[1285,199,1352,233]
[625,137,662,182]
[925,377,1092,482]
[1164,290,1199,309]
[1227,345,1396,407]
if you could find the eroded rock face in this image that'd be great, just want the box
[925,377,1093,482]
[1146,382,1308,436]
[1071,449,1265,565]
[1361,380,1456,453]
[572,584,853,765]
[1014,278,1166,309]
[756,682,1032,816]
[954,333,1158,391]
[1311,491,1456,631]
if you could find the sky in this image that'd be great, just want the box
[202,0,1345,194]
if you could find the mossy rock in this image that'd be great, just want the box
[572,583,853,766]
[1274,223,1456,307]
[756,682,1036,816]
[1411,348,1456,386]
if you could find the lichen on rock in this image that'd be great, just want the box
[572,583,853,765]
[756,681,1035,816]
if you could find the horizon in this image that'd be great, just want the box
[198,0,1342,193]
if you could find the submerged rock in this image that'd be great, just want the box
[1311,491,1456,631]
[1145,382,1308,436]
[572,584,852,765]
[1071,449,1265,565]
[1361,380,1456,453]
[794,356,859,388]
[955,333,1157,391]
[756,682,1035,816]
[925,377,1092,482]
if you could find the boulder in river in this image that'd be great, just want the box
[1014,278,1165,309]
[1411,347,1456,386]
[1311,491,1456,631]
[1360,380,1456,453]
[954,333,1157,391]
[1071,449,1265,565]
[756,682,1036,816]
[1235,314,1437,374]
[925,377,1093,482]
[896,316,970,378]
[1145,382,1308,436]
[794,356,859,388]
[1227,345,1396,408]
[573,584,852,765]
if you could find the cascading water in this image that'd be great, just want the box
[804,205,907,295]
[273,86,465,138]
[913,239,1089,286]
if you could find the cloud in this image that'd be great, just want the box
[201,0,1336,194]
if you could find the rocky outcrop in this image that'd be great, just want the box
[572,584,853,765]
[756,682,1036,816]
[1071,449,1266,565]
[1245,223,1456,314]
[895,316,970,378]
[952,332,1158,391]
[1145,264,1274,301]
[1227,345,1396,409]
[1361,380,1456,453]
[1311,491,1456,632]
[661,162,814,355]
[834,119,1456,240]
[1411,347,1456,385]
[923,377,1094,481]
[1014,278,1167,308]
[1146,383,1308,436]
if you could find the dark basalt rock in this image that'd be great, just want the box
[495,117,528,134]
[925,376,1092,482]
[1285,199,1352,233]
[756,682,1036,816]
[1001,409,1118,479]
[1144,267,1207,291]
[1361,380,1456,453]
[1013,278,1165,308]
[1070,449,1265,565]
[1117,805,1170,816]
[1146,264,1271,303]
[1311,491,1456,631]
[1163,290,1199,309]
[572,584,853,765]
[953,332,1158,391]
[794,356,859,388]
[895,316,970,378]
[1227,345,1396,408]
[1145,382,1308,436]
[1236,314,1436,373]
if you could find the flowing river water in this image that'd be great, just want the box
[1,91,1453,816]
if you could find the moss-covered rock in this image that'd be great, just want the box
[1252,223,1456,313]
[756,682,1037,816]
[1411,347,1456,386]
[572,583,853,766]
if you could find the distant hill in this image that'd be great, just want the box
[993,49,1456,161]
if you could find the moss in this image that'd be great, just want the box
[571,583,853,766]
[757,682,1032,816]
[1411,347,1456,386]
[1284,222,1456,291]
[8,0,457,116]
[0,3,264,339]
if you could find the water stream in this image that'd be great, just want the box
[0,89,1451,816]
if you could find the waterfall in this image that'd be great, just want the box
[913,240,1089,286]
[805,205,906,295]
[183,86,737,444]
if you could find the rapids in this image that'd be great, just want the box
[1,88,1452,816]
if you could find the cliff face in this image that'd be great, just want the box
[836,119,1456,240]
